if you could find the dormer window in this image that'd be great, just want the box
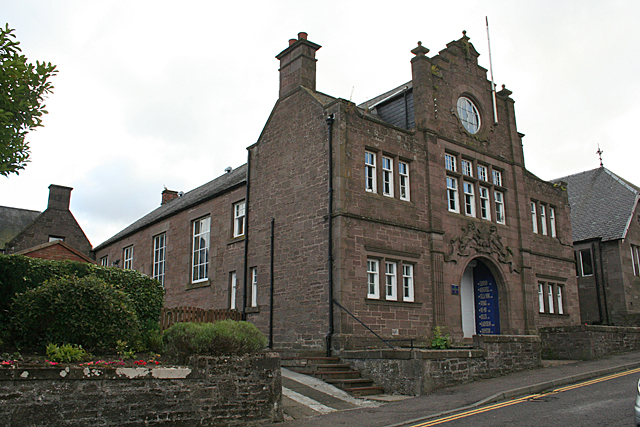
[457,96,480,134]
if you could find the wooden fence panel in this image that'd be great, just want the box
[159,307,242,330]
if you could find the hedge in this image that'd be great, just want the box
[12,276,141,350]
[0,255,164,328]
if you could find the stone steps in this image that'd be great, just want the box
[281,356,384,397]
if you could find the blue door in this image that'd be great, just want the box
[473,261,500,335]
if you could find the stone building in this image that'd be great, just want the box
[2,184,93,260]
[94,32,580,355]
[557,167,640,326]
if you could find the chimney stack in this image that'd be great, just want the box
[276,32,321,98]
[47,184,73,211]
[161,188,179,205]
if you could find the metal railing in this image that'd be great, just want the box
[333,299,396,349]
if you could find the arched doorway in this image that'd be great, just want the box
[460,258,501,337]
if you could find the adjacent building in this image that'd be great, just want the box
[2,184,93,261]
[94,32,580,355]
[558,167,640,326]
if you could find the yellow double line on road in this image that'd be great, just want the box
[408,367,640,426]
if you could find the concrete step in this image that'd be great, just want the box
[309,370,362,380]
[326,378,376,389]
[343,385,386,397]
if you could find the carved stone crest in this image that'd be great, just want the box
[446,221,518,273]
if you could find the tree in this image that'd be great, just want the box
[0,24,57,176]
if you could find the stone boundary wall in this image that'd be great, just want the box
[540,325,640,360]
[339,335,541,395]
[0,353,282,427]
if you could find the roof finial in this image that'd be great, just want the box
[596,144,604,168]
[462,30,467,37]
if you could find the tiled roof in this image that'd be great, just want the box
[0,206,41,248]
[555,167,639,242]
[94,164,247,250]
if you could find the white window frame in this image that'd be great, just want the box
[367,259,380,299]
[123,246,133,270]
[477,165,488,181]
[538,283,545,313]
[547,284,555,314]
[399,161,410,201]
[631,245,640,277]
[463,182,475,217]
[447,177,459,213]
[192,216,210,283]
[445,153,457,172]
[540,204,548,235]
[251,267,258,307]
[492,170,502,187]
[479,187,490,220]
[365,151,377,193]
[557,285,564,315]
[402,264,414,302]
[461,159,473,177]
[153,233,166,286]
[550,207,557,238]
[495,191,505,224]
[578,249,594,277]
[457,96,481,134]
[230,271,237,310]
[233,201,246,238]
[531,202,538,234]
[100,256,108,267]
[385,261,397,300]
[382,156,394,197]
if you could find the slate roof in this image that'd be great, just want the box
[93,164,247,251]
[555,167,640,242]
[0,206,41,248]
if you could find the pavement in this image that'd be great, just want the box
[275,350,640,426]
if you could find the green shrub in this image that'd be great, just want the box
[163,321,267,364]
[430,326,451,349]
[46,343,89,363]
[11,275,141,350]
[0,255,164,344]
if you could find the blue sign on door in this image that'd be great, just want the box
[473,262,500,335]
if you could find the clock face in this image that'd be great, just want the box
[457,96,481,134]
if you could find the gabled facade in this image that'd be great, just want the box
[558,167,640,325]
[96,32,580,355]
[2,185,92,259]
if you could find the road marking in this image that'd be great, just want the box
[406,367,640,426]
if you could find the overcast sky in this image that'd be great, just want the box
[1,1,638,247]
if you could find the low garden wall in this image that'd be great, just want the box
[540,325,640,360]
[339,335,541,395]
[0,352,282,427]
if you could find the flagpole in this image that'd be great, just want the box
[486,16,498,124]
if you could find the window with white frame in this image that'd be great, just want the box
[399,161,410,201]
[447,177,459,213]
[230,271,237,310]
[445,153,457,172]
[367,259,380,299]
[557,285,564,315]
[540,204,548,235]
[385,262,397,300]
[538,284,545,313]
[365,151,376,192]
[233,201,246,237]
[48,236,64,242]
[100,256,108,267]
[402,264,414,302]
[456,97,481,134]
[631,244,640,277]
[479,187,490,220]
[251,267,258,307]
[577,248,594,276]
[547,283,555,314]
[549,207,557,238]
[463,182,475,217]
[153,233,166,286]
[531,202,538,234]
[494,191,505,224]
[461,159,473,177]
[382,156,394,197]
[123,246,133,270]
[192,216,210,283]
[477,165,488,181]
[492,169,502,186]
